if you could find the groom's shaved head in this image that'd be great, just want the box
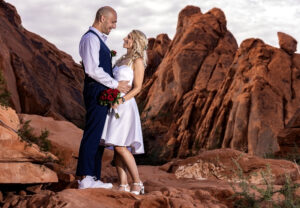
[93,6,117,35]
[95,6,116,21]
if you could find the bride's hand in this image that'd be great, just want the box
[111,103,119,109]
[112,98,122,109]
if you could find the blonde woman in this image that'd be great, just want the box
[101,30,148,195]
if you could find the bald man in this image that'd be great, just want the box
[76,6,130,189]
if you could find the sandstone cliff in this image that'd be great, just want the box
[0,0,85,127]
[0,106,58,183]
[138,6,300,160]
[138,6,238,160]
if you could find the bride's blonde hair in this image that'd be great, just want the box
[116,30,148,67]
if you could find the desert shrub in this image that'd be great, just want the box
[0,70,11,107]
[230,159,300,208]
[18,120,51,152]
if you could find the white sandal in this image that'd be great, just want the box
[119,184,130,192]
[130,181,144,195]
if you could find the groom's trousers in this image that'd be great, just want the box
[76,77,108,180]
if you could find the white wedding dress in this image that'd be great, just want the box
[100,64,144,154]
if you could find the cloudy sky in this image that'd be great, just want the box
[5,0,300,63]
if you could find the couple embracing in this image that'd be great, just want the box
[76,6,147,195]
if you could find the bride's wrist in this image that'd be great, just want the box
[121,97,126,103]
[119,97,125,104]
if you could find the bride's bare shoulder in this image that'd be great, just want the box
[133,58,144,68]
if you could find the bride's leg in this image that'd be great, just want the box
[114,146,141,192]
[114,150,128,190]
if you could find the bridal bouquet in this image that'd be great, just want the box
[99,88,121,119]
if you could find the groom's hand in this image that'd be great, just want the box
[117,80,131,93]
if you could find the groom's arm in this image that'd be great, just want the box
[79,34,118,89]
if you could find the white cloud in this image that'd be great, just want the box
[5,0,300,62]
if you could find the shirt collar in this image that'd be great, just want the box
[89,26,108,42]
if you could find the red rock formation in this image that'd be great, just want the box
[195,38,300,157]
[136,34,171,110]
[18,114,83,172]
[6,149,300,207]
[276,108,300,157]
[0,107,58,183]
[163,149,300,185]
[138,6,300,160]
[145,34,171,82]
[278,32,298,55]
[0,0,85,127]
[139,6,238,160]
[18,114,114,172]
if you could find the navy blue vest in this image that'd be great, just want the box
[83,30,113,90]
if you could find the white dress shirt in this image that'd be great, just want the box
[79,26,118,89]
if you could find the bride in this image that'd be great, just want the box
[101,30,147,195]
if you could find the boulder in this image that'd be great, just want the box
[19,113,114,171]
[163,149,300,185]
[278,32,297,54]
[0,106,58,183]
[276,108,300,157]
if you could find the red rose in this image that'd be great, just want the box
[113,89,119,96]
[107,89,113,94]
[100,95,105,100]
[111,50,117,57]
[107,95,114,101]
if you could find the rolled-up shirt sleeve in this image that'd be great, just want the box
[79,34,118,89]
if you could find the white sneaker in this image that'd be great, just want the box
[92,180,113,189]
[78,175,95,189]
[78,176,113,189]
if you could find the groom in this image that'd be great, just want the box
[76,6,130,189]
